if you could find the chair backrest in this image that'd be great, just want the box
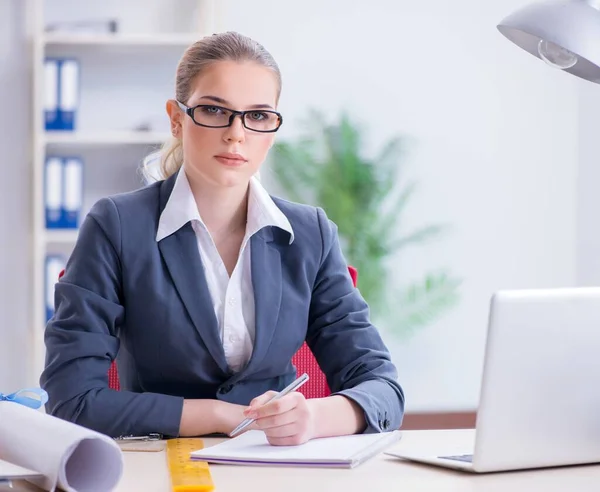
[291,265,358,398]
[60,267,359,397]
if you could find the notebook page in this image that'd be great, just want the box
[191,430,401,467]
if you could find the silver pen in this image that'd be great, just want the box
[114,433,163,441]
[229,373,310,438]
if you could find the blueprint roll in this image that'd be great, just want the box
[0,399,123,492]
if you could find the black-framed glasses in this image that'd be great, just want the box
[176,101,283,133]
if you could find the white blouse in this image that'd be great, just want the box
[156,168,294,372]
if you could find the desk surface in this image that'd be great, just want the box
[116,429,600,492]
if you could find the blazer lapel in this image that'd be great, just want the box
[158,223,229,375]
[242,227,282,375]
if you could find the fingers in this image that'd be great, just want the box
[245,393,303,420]
[248,391,277,409]
[242,391,312,446]
[256,398,313,446]
[260,421,303,438]
[253,408,298,431]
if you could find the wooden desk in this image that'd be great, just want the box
[116,429,600,492]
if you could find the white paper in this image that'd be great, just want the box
[0,458,40,480]
[191,430,402,468]
[0,402,123,491]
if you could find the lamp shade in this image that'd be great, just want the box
[497,0,600,83]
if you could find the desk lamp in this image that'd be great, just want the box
[497,0,600,84]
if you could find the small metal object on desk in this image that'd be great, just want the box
[114,433,166,452]
[114,433,163,442]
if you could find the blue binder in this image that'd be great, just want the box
[45,157,63,229]
[61,157,83,229]
[44,59,60,130]
[45,255,66,322]
[58,59,79,131]
[44,58,79,131]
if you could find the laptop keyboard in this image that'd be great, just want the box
[440,454,473,463]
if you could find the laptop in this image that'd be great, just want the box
[386,288,600,473]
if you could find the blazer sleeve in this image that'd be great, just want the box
[305,207,405,433]
[40,197,184,437]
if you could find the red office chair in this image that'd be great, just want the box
[290,265,358,398]
[59,266,359,398]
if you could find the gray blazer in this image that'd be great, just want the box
[40,171,405,438]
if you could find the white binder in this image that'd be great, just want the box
[45,255,66,322]
[62,157,83,229]
[44,157,63,229]
[43,59,59,130]
[59,59,79,131]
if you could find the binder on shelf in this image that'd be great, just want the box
[44,157,63,228]
[44,58,79,131]
[43,59,60,130]
[45,255,66,322]
[62,157,83,229]
[59,59,79,131]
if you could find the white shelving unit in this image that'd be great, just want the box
[43,32,201,47]
[41,230,80,245]
[27,0,219,386]
[44,131,172,145]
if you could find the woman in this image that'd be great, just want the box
[41,31,404,446]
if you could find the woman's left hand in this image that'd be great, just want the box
[243,391,316,446]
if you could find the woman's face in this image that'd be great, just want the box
[167,60,280,191]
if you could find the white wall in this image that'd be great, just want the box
[0,0,31,392]
[217,0,580,412]
[577,82,600,287]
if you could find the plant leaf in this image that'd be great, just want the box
[389,224,447,252]
[267,110,461,336]
[387,272,462,336]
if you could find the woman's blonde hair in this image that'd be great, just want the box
[144,31,282,182]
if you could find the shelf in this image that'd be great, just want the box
[44,131,170,146]
[43,32,201,48]
[29,0,213,388]
[43,230,79,244]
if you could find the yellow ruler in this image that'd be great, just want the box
[166,438,215,492]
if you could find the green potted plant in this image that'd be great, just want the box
[268,110,461,338]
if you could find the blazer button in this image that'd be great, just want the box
[219,384,233,394]
[383,419,390,430]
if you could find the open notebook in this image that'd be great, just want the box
[190,430,402,468]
